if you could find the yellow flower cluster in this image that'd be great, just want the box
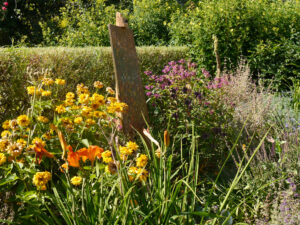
[107,102,128,114]
[94,81,103,89]
[136,154,148,167]
[27,86,43,96]
[37,116,49,123]
[71,176,82,186]
[33,171,52,190]
[102,150,113,163]
[17,115,30,127]
[128,167,148,182]
[42,78,54,86]
[0,153,6,165]
[55,79,66,85]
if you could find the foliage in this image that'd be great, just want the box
[169,0,300,89]
[0,0,65,46]
[0,46,188,124]
[129,0,179,46]
[144,59,235,166]
[41,0,126,47]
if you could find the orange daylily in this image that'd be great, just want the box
[34,142,54,164]
[66,145,80,167]
[66,145,104,167]
[77,145,104,166]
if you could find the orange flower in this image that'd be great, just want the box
[77,145,103,166]
[60,163,69,172]
[34,142,54,164]
[67,145,80,167]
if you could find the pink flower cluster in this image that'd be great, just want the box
[2,1,8,11]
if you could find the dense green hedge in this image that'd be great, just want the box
[0,46,188,123]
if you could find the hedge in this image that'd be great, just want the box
[0,46,188,123]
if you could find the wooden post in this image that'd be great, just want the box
[108,12,149,136]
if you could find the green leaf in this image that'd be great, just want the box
[82,139,90,147]
[0,174,18,186]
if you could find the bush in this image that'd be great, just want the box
[40,0,125,46]
[0,46,188,124]
[169,0,300,89]
[129,0,178,46]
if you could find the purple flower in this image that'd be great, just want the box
[168,61,176,66]
[144,71,152,76]
[146,92,152,97]
[145,85,154,90]
[153,93,160,98]
[178,59,185,64]
[162,66,171,74]
[202,68,210,78]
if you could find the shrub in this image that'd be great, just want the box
[144,59,235,165]
[40,0,125,47]
[129,0,179,46]
[169,0,300,89]
[0,46,188,124]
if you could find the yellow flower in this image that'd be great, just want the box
[71,105,81,110]
[1,130,11,138]
[27,86,43,96]
[137,168,148,182]
[0,153,6,165]
[78,93,90,104]
[17,139,27,148]
[17,115,30,127]
[81,106,93,117]
[0,139,9,151]
[91,102,100,110]
[32,137,46,147]
[71,176,82,186]
[74,116,83,124]
[37,116,49,123]
[106,87,115,95]
[76,83,89,95]
[128,166,138,181]
[55,105,66,114]
[33,171,51,190]
[42,132,52,140]
[42,90,51,97]
[107,97,117,103]
[86,119,96,126]
[66,92,75,99]
[91,93,105,105]
[94,81,103,89]
[42,78,54,86]
[119,146,133,155]
[6,142,23,158]
[26,86,35,95]
[60,117,73,126]
[120,153,128,161]
[9,119,18,130]
[136,154,148,167]
[55,79,66,85]
[93,111,107,119]
[126,141,139,152]
[64,98,75,106]
[107,102,128,114]
[2,120,10,130]
[102,150,113,163]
